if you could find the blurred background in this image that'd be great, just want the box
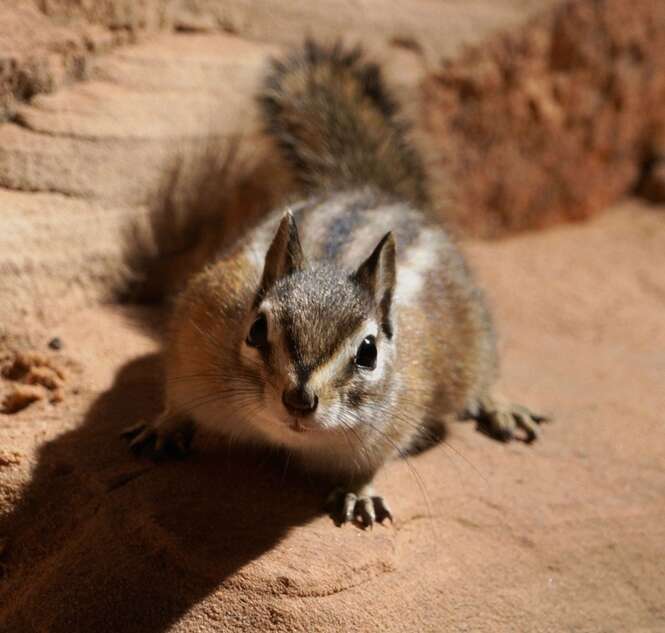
[1,0,663,332]
[0,2,664,632]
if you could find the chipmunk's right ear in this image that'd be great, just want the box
[259,210,306,295]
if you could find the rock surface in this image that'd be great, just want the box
[424,0,665,235]
[1,201,664,632]
[0,31,277,333]
[0,1,127,123]
[2,0,665,331]
[2,3,665,631]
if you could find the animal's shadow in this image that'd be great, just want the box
[0,352,324,632]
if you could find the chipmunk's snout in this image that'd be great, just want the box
[282,386,318,416]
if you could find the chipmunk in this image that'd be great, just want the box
[123,41,546,527]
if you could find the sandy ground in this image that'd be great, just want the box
[1,4,664,631]
[1,199,663,632]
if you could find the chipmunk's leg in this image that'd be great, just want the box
[465,394,549,444]
[121,410,196,459]
[325,483,393,529]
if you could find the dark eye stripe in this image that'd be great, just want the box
[333,362,356,388]
[347,389,364,407]
[282,325,312,382]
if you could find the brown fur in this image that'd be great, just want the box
[164,189,498,471]
[124,41,543,525]
[118,138,293,304]
[260,40,429,209]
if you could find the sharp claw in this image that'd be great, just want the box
[120,422,145,439]
[355,498,375,528]
[472,398,549,444]
[123,417,196,460]
[343,493,356,523]
[358,516,374,530]
[326,489,393,528]
[128,427,155,454]
[523,430,537,444]
[512,412,537,443]
[373,497,393,524]
[493,411,515,442]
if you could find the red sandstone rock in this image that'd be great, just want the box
[1,6,665,628]
[0,201,663,631]
[422,0,665,236]
[0,2,125,122]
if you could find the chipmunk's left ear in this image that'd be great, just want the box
[354,232,396,338]
[259,210,306,295]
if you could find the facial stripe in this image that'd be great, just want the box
[307,319,380,391]
[347,389,364,408]
[283,323,309,381]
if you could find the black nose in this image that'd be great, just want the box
[282,386,318,415]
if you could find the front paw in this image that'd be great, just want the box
[325,486,393,529]
[121,416,195,459]
[469,395,550,444]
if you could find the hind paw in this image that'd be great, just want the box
[468,396,550,444]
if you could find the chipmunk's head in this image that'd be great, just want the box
[240,211,397,446]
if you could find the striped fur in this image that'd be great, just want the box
[260,40,429,209]
[166,189,497,480]
[143,41,500,488]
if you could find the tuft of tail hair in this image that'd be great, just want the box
[260,39,429,208]
[117,138,292,303]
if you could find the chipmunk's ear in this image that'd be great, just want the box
[259,210,306,295]
[354,232,396,338]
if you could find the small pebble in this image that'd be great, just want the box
[1,385,42,414]
[48,337,63,351]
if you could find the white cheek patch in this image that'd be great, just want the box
[395,227,440,306]
[308,319,383,391]
[311,398,341,431]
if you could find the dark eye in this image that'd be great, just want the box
[355,336,377,370]
[246,314,268,348]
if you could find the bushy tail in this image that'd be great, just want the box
[118,139,291,303]
[260,40,429,207]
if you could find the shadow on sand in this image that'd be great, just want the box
[0,352,324,632]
